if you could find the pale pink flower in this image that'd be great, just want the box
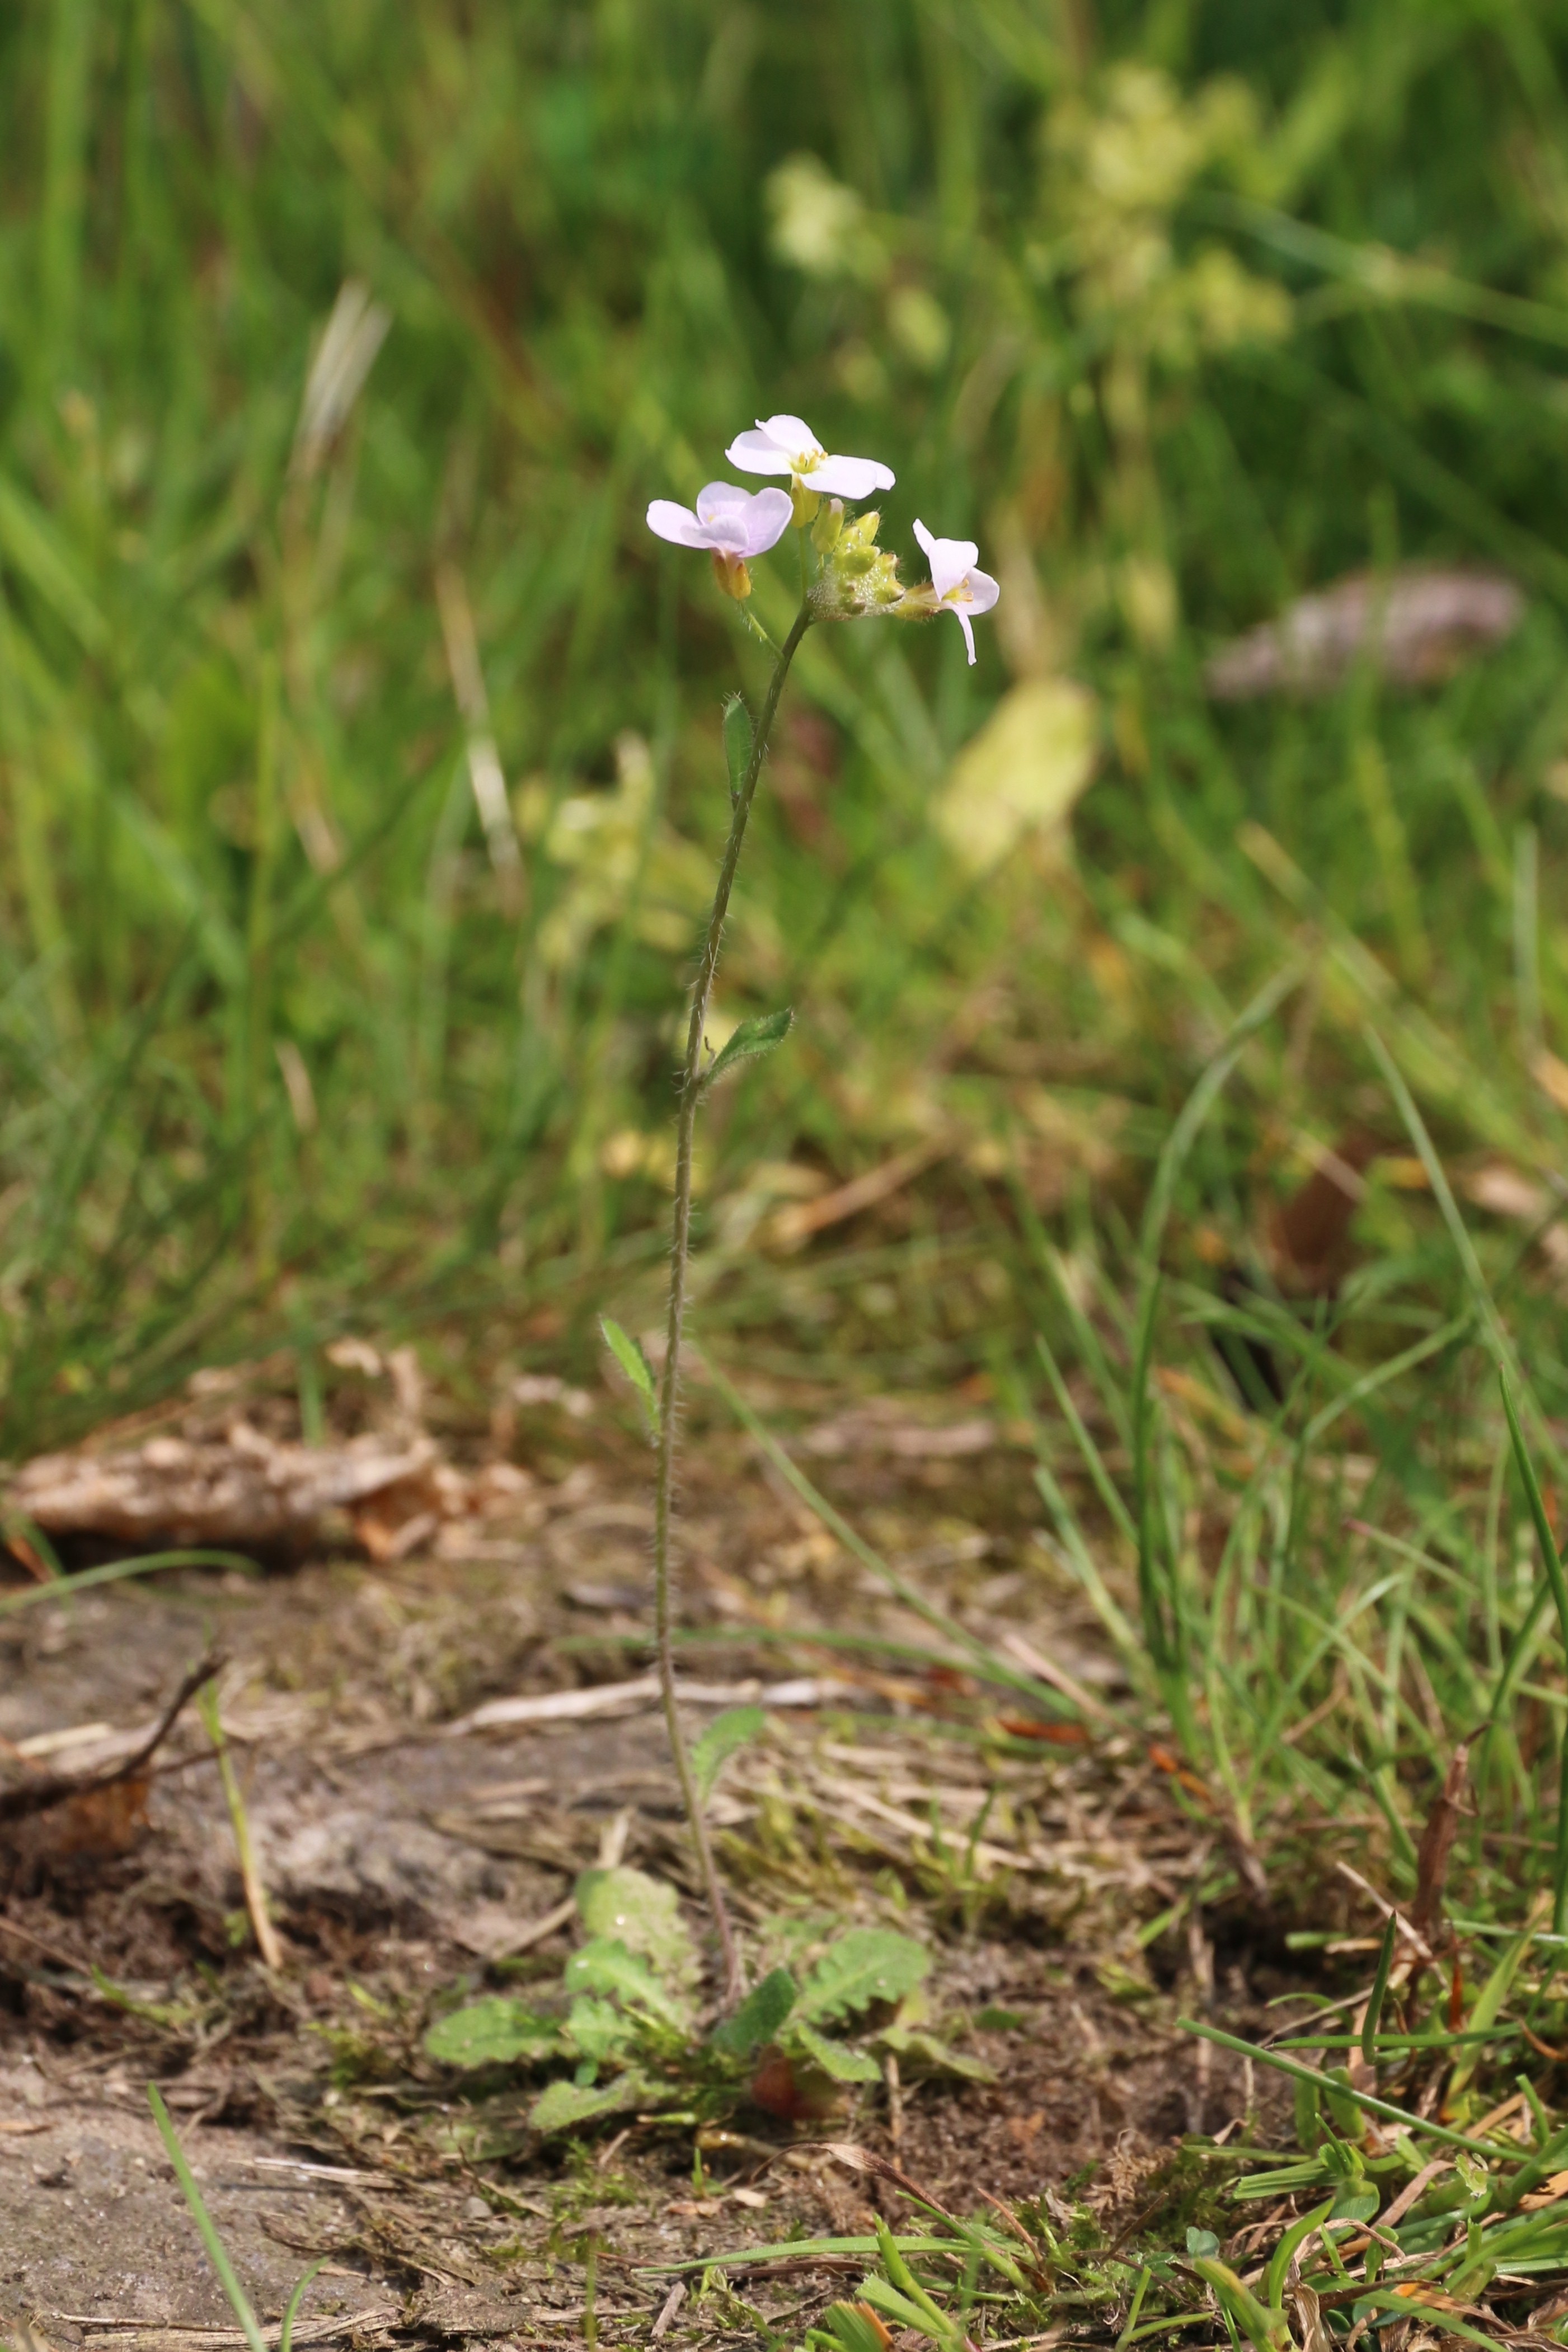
[726,414,894,502]
[913,519,1000,665]
[646,481,794,557]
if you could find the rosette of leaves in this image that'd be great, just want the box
[423,1870,985,2136]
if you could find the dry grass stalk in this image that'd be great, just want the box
[199,1683,285,1971]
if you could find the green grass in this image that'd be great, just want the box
[7,0,1568,2068]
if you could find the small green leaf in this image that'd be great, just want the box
[600,1316,658,1433]
[701,1007,794,1092]
[1186,2257,1288,2352]
[424,1997,561,2069]
[723,693,754,803]
[575,1865,697,1988]
[1265,2198,1335,2313]
[790,2019,882,2083]
[692,1705,766,1802]
[529,2071,654,2137]
[795,1927,931,2024]
[565,1937,693,2032]
[708,1966,799,2061]
[565,1991,639,2067]
[1186,2228,1220,2259]
[872,2024,997,2084]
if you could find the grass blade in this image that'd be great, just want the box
[147,2085,267,2352]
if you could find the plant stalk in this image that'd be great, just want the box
[654,596,812,2004]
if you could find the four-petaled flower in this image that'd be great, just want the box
[913,520,1000,665]
[646,481,794,598]
[726,414,895,504]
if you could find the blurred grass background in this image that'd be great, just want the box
[3,0,1568,1468]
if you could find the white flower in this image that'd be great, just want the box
[646,481,794,557]
[726,414,894,503]
[913,520,1001,665]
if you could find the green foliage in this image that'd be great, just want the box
[149,2085,323,2352]
[574,1865,697,1989]
[528,2071,656,2137]
[691,1703,766,1801]
[423,1869,942,2139]
[794,1927,931,2024]
[422,1996,560,2069]
[791,2018,883,2084]
[599,1316,658,1432]
[7,0,1568,1491]
[872,2024,996,2085]
[700,1007,794,1092]
[722,693,754,806]
[707,1964,798,2061]
[564,1937,694,2036]
[809,2304,893,2352]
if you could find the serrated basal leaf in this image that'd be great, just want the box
[565,1991,639,2068]
[701,1007,794,1092]
[600,1316,658,1434]
[692,1705,766,1802]
[708,1966,797,2062]
[723,693,754,804]
[872,2024,997,2085]
[565,1937,693,2033]
[575,1866,697,1988]
[529,2071,654,2137]
[795,1928,931,2025]
[422,1997,562,2069]
[790,2018,882,2083]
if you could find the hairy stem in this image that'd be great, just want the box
[654,597,813,2004]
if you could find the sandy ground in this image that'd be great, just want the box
[0,1380,1284,2348]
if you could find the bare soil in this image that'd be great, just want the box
[0,1372,1300,2349]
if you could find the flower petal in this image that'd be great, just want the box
[964,565,1001,618]
[726,430,792,476]
[696,481,755,520]
[951,605,978,665]
[913,518,937,565]
[758,413,819,457]
[811,452,896,499]
[932,537,980,602]
[646,499,711,549]
[736,486,794,555]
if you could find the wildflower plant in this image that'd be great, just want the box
[626,423,999,1999]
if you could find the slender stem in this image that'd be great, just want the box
[654,597,812,2004]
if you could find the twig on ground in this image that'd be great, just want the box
[0,1650,224,1825]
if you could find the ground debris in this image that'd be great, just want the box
[8,1425,443,1551]
[1204,565,1523,699]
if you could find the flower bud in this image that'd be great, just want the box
[710,550,753,600]
[810,497,844,554]
[790,480,821,528]
[810,505,905,619]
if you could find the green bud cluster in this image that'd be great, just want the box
[810,507,905,618]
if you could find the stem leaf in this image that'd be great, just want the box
[722,692,754,804]
[691,1703,766,1801]
[701,1007,794,1092]
[600,1316,658,1433]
